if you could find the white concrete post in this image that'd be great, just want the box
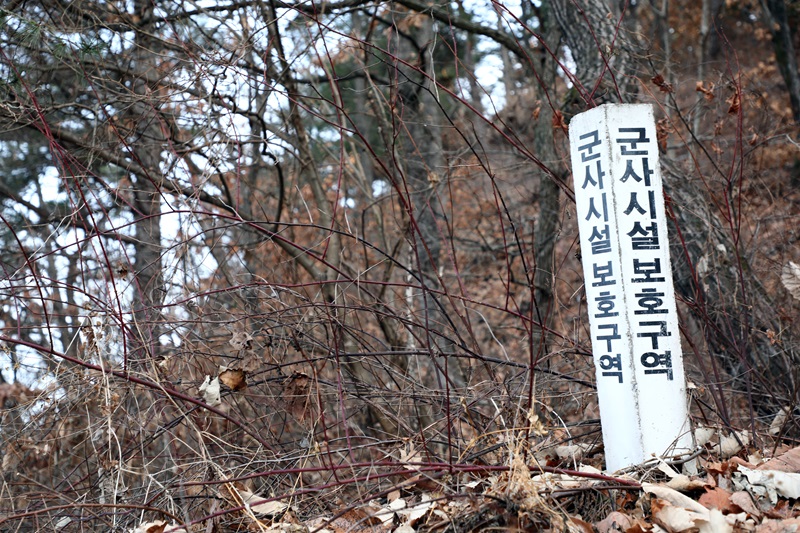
[568,104,693,472]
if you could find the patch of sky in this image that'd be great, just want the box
[372,179,390,198]
[474,51,506,111]
[338,197,356,209]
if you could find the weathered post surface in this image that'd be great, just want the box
[568,104,693,472]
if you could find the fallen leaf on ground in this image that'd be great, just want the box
[325,508,385,531]
[719,431,749,458]
[696,427,716,447]
[729,491,761,518]
[698,487,738,513]
[396,494,433,526]
[758,446,800,473]
[643,483,709,515]
[567,516,594,533]
[595,511,633,533]
[131,521,168,533]
[237,488,288,516]
[764,499,794,519]
[738,466,800,501]
[768,408,791,435]
[756,517,800,533]
[651,497,706,532]
[652,497,733,533]
[658,460,705,491]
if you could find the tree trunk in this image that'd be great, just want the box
[129,0,165,365]
[762,0,800,125]
[551,0,631,105]
[531,3,563,356]
[392,16,454,381]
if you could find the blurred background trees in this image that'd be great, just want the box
[0,0,798,529]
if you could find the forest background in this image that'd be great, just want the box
[0,0,799,530]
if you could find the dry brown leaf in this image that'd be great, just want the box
[219,367,247,391]
[768,408,791,436]
[666,474,707,491]
[651,497,702,532]
[729,491,761,518]
[763,499,794,519]
[395,11,426,32]
[696,80,715,100]
[0,383,34,410]
[567,516,595,533]
[756,517,800,533]
[719,430,749,458]
[643,483,710,515]
[132,521,168,533]
[229,331,253,351]
[652,74,674,93]
[729,457,757,470]
[303,517,334,533]
[553,109,568,133]
[532,101,542,120]
[595,511,634,533]
[656,117,673,151]
[781,262,800,300]
[739,466,800,500]
[624,518,652,533]
[727,91,741,114]
[282,372,313,422]
[758,445,800,472]
[237,488,288,516]
[240,350,264,373]
[698,487,739,513]
[327,508,384,531]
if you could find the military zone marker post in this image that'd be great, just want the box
[568,104,693,472]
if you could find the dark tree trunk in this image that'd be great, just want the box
[762,0,800,125]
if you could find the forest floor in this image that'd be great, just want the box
[133,438,800,533]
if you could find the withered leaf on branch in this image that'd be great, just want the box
[656,117,673,151]
[219,367,247,391]
[781,262,800,300]
[282,372,313,422]
[727,91,741,114]
[229,331,253,351]
[239,350,264,373]
[696,80,715,100]
[651,73,674,93]
[199,376,221,406]
[552,110,568,133]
